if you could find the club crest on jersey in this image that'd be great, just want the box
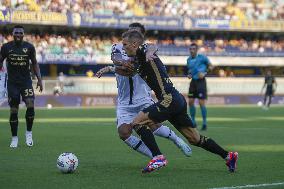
[23,48,28,53]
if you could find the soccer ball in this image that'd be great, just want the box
[257,101,263,107]
[56,152,79,173]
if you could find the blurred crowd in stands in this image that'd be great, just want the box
[0,0,284,20]
[0,33,283,56]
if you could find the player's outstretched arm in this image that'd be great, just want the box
[115,65,134,76]
[261,82,266,94]
[95,66,115,78]
[30,46,43,92]
[273,79,277,92]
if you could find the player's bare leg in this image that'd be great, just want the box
[131,112,167,173]
[24,98,35,147]
[9,105,19,148]
[178,127,238,172]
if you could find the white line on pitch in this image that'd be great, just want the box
[210,182,284,189]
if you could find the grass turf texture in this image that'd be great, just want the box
[0,106,284,189]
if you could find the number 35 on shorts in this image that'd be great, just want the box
[24,88,34,97]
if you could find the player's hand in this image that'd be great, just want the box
[198,72,205,79]
[36,79,43,93]
[187,74,192,79]
[96,67,109,78]
[121,59,135,73]
[208,64,214,71]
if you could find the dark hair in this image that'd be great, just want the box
[122,30,144,44]
[190,43,198,48]
[129,22,146,35]
[13,25,24,30]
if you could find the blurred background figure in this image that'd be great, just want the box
[261,69,277,110]
[57,72,66,93]
[187,43,213,131]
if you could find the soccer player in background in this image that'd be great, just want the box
[187,43,213,130]
[120,30,238,173]
[0,25,43,148]
[96,23,191,161]
[261,69,277,110]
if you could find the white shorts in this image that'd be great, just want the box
[116,99,155,128]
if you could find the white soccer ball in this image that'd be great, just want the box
[47,104,53,109]
[57,152,79,173]
[257,101,263,107]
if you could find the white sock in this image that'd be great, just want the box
[153,125,178,143]
[26,131,32,135]
[124,135,153,158]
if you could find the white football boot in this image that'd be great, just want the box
[25,131,33,147]
[10,136,18,148]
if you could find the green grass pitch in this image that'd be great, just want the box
[0,106,284,189]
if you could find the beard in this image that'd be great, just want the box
[14,36,23,45]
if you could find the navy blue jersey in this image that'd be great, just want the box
[0,41,35,83]
[134,44,177,100]
[265,75,275,87]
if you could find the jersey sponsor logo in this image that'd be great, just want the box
[8,49,13,53]
[8,54,29,66]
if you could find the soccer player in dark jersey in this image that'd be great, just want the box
[187,43,213,130]
[0,25,43,148]
[261,69,277,110]
[120,30,238,173]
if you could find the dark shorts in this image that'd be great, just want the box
[142,91,195,129]
[188,78,207,99]
[7,81,34,106]
[265,86,273,96]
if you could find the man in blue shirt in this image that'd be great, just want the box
[187,43,213,130]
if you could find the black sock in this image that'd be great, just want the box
[10,113,18,136]
[26,107,35,131]
[268,96,272,107]
[135,125,162,157]
[197,135,228,159]
[264,95,267,105]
